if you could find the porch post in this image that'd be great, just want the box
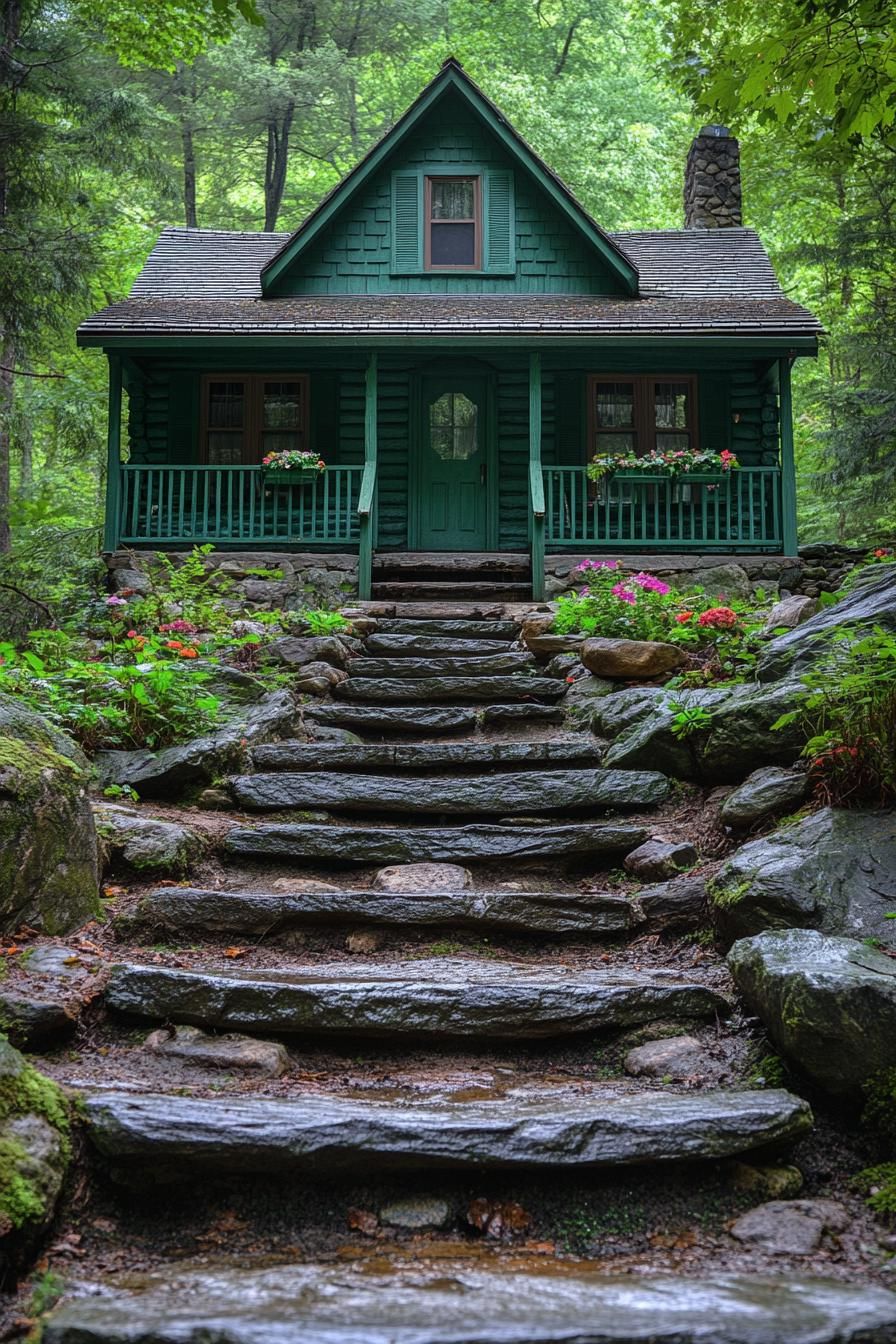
[102,353,123,554]
[529,352,546,601]
[778,355,798,555]
[358,351,378,600]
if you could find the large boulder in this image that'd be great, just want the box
[728,929,896,1094]
[94,689,301,798]
[582,637,686,679]
[0,698,100,935]
[599,682,806,783]
[0,1035,70,1272]
[711,808,896,946]
[758,562,896,681]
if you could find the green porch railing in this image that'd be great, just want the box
[542,466,783,551]
[117,464,364,546]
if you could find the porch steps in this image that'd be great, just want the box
[371,552,533,604]
[373,581,533,602]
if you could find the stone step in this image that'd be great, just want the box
[348,652,536,678]
[225,820,648,864]
[305,705,477,735]
[128,885,636,937]
[365,632,516,656]
[252,739,604,772]
[44,1262,896,1344]
[104,957,725,1038]
[372,582,532,602]
[375,618,520,639]
[373,550,531,575]
[333,676,565,704]
[230,767,670,815]
[81,1086,808,1181]
[482,703,565,726]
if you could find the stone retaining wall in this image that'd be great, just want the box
[546,544,883,602]
[107,550,359,611]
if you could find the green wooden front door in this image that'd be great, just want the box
[418,374,489,550]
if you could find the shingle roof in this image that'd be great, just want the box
[79,292,821,340]
[79,224,821,342]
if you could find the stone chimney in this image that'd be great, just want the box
[684,125,742,228]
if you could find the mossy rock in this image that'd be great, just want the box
[0,730,100,936]
[0,1034,70,1272]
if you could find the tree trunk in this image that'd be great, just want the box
[0,346,13,553]
[264,99,295,231]
[181,120,198,227]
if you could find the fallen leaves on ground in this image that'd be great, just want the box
[347,1207,380,1237]
[466,1197,532,1240]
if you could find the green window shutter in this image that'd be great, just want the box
[484,170,515,273]
[391,172,422,273]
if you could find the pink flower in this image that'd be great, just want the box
[105,594,127,606]
[631,571,671,596]
[612,583,637,605]
[698,606,738,629]
[575,558,620,572]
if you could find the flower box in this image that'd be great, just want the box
[611,471,727,485]
[262,467,321,485]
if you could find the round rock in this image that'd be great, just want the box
[624,1035,705,1080]
[625,839,698,881]
[582,637,687,680]
[372,863,474,893]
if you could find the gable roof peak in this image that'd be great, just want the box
[260,59,639,297]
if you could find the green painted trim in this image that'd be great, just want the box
[778,356,798,555]
[529,352,545,599]
[103,354,123,553]
[358,352,378,598]
[259,62,638,297]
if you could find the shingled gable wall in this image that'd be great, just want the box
[266,92,628,297]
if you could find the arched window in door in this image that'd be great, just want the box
[429,392,479,461]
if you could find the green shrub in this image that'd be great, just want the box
[854,1164,896,1218]
[552,559,765,681]
[772,626,896,806]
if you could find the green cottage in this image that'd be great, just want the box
[79,59,822,601]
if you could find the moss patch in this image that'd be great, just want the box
[0,1036,70,1240]
[708,876,752,909]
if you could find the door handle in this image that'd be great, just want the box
[480,463,487,485]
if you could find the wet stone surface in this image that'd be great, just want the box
[44,1262,896,1344]
[224,820,649,865]
[125,884,636,938]
[230,767,671,816]
[81,1086,811,1179]
[103,956,728,1039]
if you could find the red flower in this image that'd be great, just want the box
[178,647,198,659]
[697,607,738,630]
[676,611,694,623]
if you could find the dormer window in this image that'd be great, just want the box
[425,176,480,270]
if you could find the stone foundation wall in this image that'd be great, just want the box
[546,544,878,603]
[107,550,359,610]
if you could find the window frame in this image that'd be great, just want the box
[200,373,310,465]
[424,174,482,272]
[586,373,699,460]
